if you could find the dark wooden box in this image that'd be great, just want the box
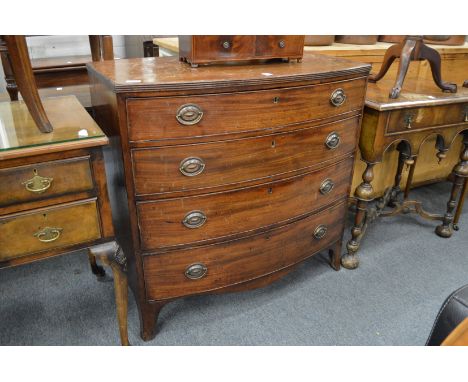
[178,35,305,67]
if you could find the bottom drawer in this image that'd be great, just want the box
[0,199,102,261]
[143,200,347,301]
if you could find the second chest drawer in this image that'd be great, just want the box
[0,156,94,207]
[137,158,353,251]
[132,116,359,196]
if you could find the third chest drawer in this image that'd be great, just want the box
[137,157,353,251]
[132,116,359,196]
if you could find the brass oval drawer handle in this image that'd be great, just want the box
[278,40,286,48]
[319,179,335,195]
[325,132,340,149]
[182,210,207,229]
[313,225,328,240]
[34,226,63,243]
[222,41,230,49]
[185,263,208,280]
[179,157,205,177]
[22,169,53,194]
[330,88,346,107]
[176,104,204,126]
[463,108,468,122]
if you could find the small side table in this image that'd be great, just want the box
[0,96,127,345]
[342,77,468,269]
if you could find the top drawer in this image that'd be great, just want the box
[0,157,94,207]
[386,103,468,135]
[126,78,367,142]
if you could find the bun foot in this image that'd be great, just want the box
[341,253,360,269]
[453,224,460,231]
[435,224,453,238]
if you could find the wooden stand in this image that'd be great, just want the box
[369,35,457,99]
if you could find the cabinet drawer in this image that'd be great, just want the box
[143,199,346,301]
[132,116,359,196]
[386,103,468,135]
[137,158,353,250]
[255,35,304,58]
[126,78,367,142]
[0,157,94,207]
[0,200,101,261]
[191,36,256,61]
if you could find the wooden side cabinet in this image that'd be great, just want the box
[0,96,128,345]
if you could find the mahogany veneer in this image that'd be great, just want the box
[88,53,371,341]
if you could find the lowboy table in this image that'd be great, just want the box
[342,76,468,269]
[0,96,128,345]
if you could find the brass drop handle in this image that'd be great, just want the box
[185,263,208,280]
[464,108,468,122]
[278,40,286,48]
[222,41,230,49]
[22,169,53,194]
[182,210,207,229]
[313,225,327,240]
[325,132,340,149]
[319,179,335,195]
[176,104,204,125]
[179,157,205,177]
[34,226,63,243]
[330,88,346,107]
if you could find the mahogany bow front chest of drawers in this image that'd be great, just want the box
[87,53,370,341]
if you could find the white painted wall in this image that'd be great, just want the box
[0,35,126,93]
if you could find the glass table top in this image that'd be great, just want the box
[0,96,105,153]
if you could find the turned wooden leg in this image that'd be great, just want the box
[3,35,53,133]
[420,43,457,93]
[436,134,468,238]
[92,242,129,346]
[389,38,416,99]
[0,42,18,101]
[343,163,375,269]
[389,143,409,206]
[404,156,418,200]
[369,42,402,83]
[329,240,342,271]
[87,248,106,279]
[138,300,165,341]
[453,178,467,231]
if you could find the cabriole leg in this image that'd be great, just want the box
[87,248,106,279]
[92,242,129,346]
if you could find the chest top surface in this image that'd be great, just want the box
[0,96,107,160]
[366,77,468,112]
[87,52,371,93]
